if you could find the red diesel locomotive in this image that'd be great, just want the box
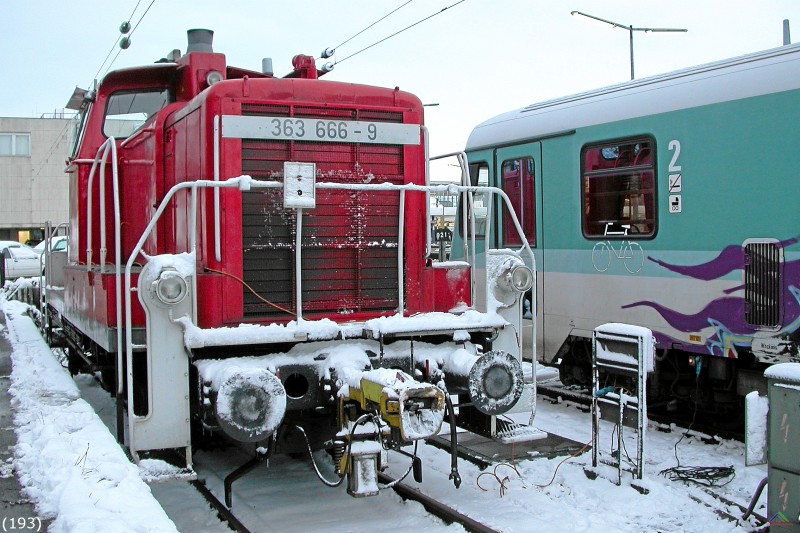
[45,29,536,497]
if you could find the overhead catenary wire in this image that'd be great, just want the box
[35,0,158,178]
[92,0,147,83]
[102,0,158,78]
[325,0,416,57]
[333,0,468,65]
[33,120,74,177]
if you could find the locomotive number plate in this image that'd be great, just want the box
[221,115,421,145]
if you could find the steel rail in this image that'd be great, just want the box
[377,472,500,533]
[189,479,252,533]
[186,460,501,533]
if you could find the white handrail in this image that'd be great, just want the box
[398,189,406,313]
[122,176,535,425]
[295,208,304,320]
[422,126,431,258]
[213,116,222,262]
[79,138,125,400]
[190,187,199,323]
[85,142,110,268]
[111,149,123,401]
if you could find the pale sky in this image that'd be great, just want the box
[3,1,799,159]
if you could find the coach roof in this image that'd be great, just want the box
[467,42,800,151]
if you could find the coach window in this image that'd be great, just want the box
[582,138,656,238]
[103,88,171,139]
[467,162,490,238]
[501,157,536,246]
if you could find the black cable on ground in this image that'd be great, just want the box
[659,364,735,487]
[742,476,768,523]
[660,465,736,487]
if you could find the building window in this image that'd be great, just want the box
[582,138,656,238]
[0,133,31,156]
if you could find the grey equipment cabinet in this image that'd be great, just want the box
[766,362,800,531]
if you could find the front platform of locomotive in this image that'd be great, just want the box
[67,29,537,495]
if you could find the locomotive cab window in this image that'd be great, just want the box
[582,138,656,238]
[103,88,172,139]
[501,157,536,247]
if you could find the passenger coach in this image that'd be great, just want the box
[456,43,800,416]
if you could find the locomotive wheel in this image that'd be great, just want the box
[99,364,117,393]
[66,346,86,376]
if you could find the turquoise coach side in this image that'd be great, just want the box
[528,87,800,368]
[455,53,800,413]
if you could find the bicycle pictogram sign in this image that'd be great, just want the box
[591,223,645,274]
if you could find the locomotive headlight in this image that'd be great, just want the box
[206,70,223,86]
[499,264,534,293]
[154,268,188,305]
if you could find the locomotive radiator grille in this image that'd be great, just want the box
[744,241,782,328]
[239,105,406,319]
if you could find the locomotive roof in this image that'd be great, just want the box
[100,62,178,86]
[466,42,800,151]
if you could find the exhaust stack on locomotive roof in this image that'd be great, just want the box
[261,58,273,76]
[186,28,214,53]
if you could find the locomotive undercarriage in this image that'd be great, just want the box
[184,328,527,492]
[46,301,530,497]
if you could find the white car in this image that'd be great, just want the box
[1,246,41,279]
[0,240,32,254]
[33,236,68,255]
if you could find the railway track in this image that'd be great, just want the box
[66,353,762,532]
[139,378,762,532]
[63,366,493,533]
[189,478,250,533]
[376,472,500,533]
[173,452,500,533]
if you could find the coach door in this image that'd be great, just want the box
[495,143,542,361]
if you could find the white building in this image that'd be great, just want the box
[0,115,73,244]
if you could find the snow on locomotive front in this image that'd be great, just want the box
[62,29,537,496]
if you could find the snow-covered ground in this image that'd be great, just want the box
[1,296,770,532]
[2,298,177,533]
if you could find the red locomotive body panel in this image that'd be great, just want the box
[63,36,466,347]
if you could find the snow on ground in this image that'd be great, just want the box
[1,298,178,533]
[1,296,770,532]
